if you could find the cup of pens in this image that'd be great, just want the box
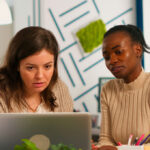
[117,134,150,150]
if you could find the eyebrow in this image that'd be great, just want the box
[111,45,121,49]
[25,61,54,65]
[102,45,121,55]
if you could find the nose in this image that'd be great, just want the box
[35,68,44,79]
[109,54,118,65]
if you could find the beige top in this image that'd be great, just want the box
[98,69,150,146]
[0,79,73,113]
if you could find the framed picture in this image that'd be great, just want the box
[98,77,114,112]
[74,18,106,56]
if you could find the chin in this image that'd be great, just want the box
[34,87,46,93]
[113,73,124,79]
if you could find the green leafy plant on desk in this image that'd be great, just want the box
[14,139,82,150]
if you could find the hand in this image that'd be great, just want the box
[98,145,117,150]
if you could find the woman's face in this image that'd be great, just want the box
[102,31,142,83]
[19,49,54,95]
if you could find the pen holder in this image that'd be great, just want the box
[117,145,144,150]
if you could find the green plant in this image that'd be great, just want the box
[76,19,106,53]
[51,143,82,150]
[14,139,40,150]
[14,139,82,150]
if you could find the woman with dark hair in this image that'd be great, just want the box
[0,26,73,113]
[95,24,150,150]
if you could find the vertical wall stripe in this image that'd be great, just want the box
[33,0,36,26]
[69,53,86,86]
[82,102,89,112]
[48,8,65,41]
[38,0,41,26]
[28,16,31,26]
[60,58,75,87]
[92,0,100,14]
[136,0,143,32]
[59,0,87,17]
[136,0,144,68]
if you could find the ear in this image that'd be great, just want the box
[133,43,142,58]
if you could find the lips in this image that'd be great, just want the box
[110,66,124,74]
[33,82,45,88]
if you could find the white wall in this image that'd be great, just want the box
[0,24,13,65]
[0,0,13,65]
[1,0,136,113]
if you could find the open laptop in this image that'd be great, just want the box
[0,112,91,150]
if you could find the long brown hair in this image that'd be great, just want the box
[0,26,59,111]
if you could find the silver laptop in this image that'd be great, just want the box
[0,112,91,150]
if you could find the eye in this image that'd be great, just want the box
[115,50,122,55]
[26,66,34,70]
[103,55,110,61]
[45,64,52,69]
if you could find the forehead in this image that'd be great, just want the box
[102,31,131,50]
[20,49,54,65]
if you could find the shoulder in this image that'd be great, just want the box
[52,78,72,99]
[52,77,72,99]
[142,71,150,86]
[144,71,150,79]
[101,78,121,92]
[52,78,68,91]
[100,79,122,105]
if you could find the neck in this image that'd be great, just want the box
[25,93,42,112]
[124,66,142,83]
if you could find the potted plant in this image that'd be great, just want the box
[14,139,82,150]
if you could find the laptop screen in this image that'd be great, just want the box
[0,112,91,150]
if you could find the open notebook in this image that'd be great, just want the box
[0,112,91,150]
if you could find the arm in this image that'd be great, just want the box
[98,85,116,147]
[92,86,117,150]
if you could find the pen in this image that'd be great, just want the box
[140,134,150,145]
[135,134,145,145]
[133,137,138,145]
[128,134,133,145]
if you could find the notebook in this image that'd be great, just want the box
[0,112,91,150]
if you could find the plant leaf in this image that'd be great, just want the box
[14,139,40,150]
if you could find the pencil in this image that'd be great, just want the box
[135,134,145,145]
[133,137,138,145]
[140,134,150,145]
